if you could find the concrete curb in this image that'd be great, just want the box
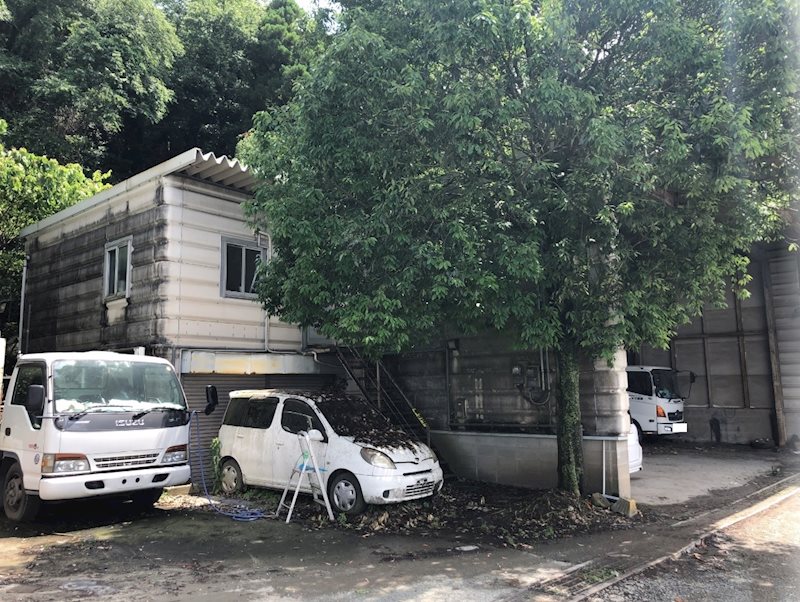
[568,472,800,601]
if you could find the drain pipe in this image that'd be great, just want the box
[18,254,29,354]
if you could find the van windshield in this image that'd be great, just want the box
[315,394,417,449]
[53,359,186,414]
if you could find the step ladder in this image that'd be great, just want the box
[276,430,335,523]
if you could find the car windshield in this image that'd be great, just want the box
[53,359,186,414]
[652,369,683,399]
[314,393,417,450]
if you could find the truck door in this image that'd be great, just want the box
[626,370,655,432]
[2,363,47,490]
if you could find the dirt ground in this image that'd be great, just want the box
[1,440,797,601]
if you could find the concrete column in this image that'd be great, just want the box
[579,348,629,436]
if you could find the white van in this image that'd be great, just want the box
[208,388,444,515]
[626,365,693,438]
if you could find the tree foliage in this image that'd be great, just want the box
[105,0,322,179]
[0,118,110,353]
[244,0,799,492]
[0,0,182,169]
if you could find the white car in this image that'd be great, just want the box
[628,421,643,474]
[212,389,444,515]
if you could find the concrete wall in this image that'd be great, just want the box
[431,430,631,497]
[392,332,631,493]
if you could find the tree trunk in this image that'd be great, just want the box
[556,339,583,495]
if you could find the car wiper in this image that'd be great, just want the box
[65,404,132,420]
[131,406,183,420]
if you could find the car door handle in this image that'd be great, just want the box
[275,442,284,447]
[235,434,244,438]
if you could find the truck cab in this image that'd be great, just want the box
[1,351,191,521]
[626,365,693,438]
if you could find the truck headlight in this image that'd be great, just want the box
[360,448,396,469]
[162,444,187,464]
[42,453,90,474]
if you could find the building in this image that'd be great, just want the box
[18,149,344,480]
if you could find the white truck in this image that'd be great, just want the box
[626,365,694,438]
[1,351,191,521]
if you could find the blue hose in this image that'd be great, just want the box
[189,411,267,521]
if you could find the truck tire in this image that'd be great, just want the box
[3,462,41,522]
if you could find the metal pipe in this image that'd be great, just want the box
[18,254,29,354]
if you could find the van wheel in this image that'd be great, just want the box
[3,462,41,522]
[220,459,244,495]
[130,488,163,509]
[328,471,366,516]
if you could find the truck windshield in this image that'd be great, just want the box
[53,360,186,414]
[652,369,683,399]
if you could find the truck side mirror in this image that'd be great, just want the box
[25,384,45,416]
[204,385,218,415]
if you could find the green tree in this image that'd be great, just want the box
[243,0,799,493]
[0,118,110,364]
[0,0,182,170]
[106,0,321,179]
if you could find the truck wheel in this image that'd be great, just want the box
[328,471,366,516]
[130,488,164,509]
[3,462,41,522]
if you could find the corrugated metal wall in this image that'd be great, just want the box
[182,373,337,490]
[769,245,800,445]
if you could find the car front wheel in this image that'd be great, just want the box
[328,471,366,516]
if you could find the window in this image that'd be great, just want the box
[222,238,264,298]
[626,371,653,396]
[105,237,132,298]
[223,397,279,428]
[281,398,326,438]
[11,364,45,428]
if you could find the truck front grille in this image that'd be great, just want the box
[668,411,683,421]
[93,452,159,469]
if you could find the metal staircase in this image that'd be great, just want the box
[335,345,430,445]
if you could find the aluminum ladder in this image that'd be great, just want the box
[276,430,335,523]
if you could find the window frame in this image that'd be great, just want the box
[104,236,133,300]
[220,236,266,299]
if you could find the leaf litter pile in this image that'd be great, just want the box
[267,478,640,549]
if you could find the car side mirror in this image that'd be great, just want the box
[306,429,325,442]
[204,385,218,415]
[689,371,696,383]
[25,384,45,416]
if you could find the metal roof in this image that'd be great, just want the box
[20,148,257,237]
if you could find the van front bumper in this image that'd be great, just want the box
[359,465,444,505]
[657,422,688,435]
[37,464,191,501]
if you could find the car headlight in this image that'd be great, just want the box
[42,453,90,474]
[360,447,396,469]
[163,444,188,464]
